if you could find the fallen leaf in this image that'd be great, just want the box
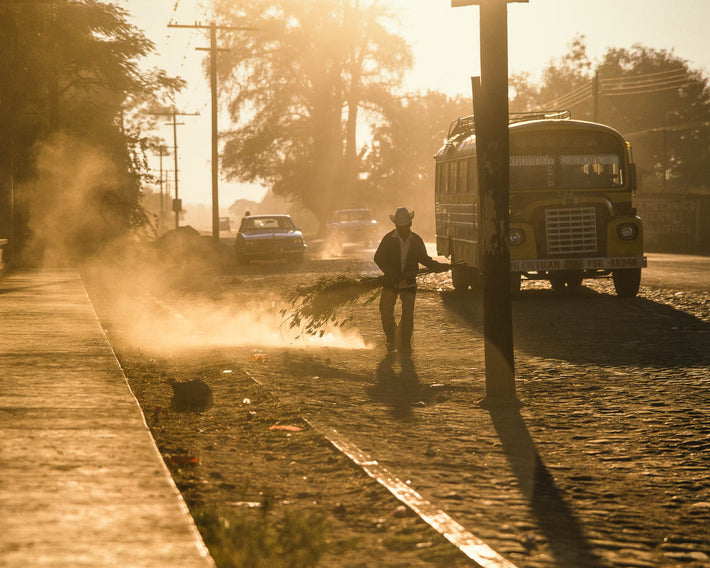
[269,424,303,432]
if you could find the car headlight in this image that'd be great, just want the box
[509,228,525,246]
[617,223,639,241]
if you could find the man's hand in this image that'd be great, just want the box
[433,261,452,273]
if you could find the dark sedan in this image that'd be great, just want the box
[327,208,378,247]
[235,214,306,264]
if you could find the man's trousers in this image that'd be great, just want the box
[379,286,416,353]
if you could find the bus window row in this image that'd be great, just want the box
[437,153,624,194]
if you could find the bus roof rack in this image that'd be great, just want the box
[447,110,571,140]
[509,110,571,124]
[447,115,476,139]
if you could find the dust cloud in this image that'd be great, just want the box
[20,134,372,353]
[131,294,371,353]
[18,133,139,267]
[315,237,341,260]
[85,251,372,355]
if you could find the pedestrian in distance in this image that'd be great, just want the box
[374,207,450,354]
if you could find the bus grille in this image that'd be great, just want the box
[545,207,597,254]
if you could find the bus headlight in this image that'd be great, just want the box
[617,223,639,241]
[509,228,525,246]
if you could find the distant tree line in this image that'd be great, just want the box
[4,0,708,261]
[215,5,710,234]
[0,0,182,265]
[212,0,470,233]
[511,35,710,195]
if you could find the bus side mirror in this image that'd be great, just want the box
[628,163,637,194]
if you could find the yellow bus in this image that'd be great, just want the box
[434,112,646,297]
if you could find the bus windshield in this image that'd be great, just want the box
[559,153,622,188]
[510,155,555,190]
[509,126,626,191]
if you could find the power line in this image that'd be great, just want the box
[538,67,703,113]
[601,80,697,97]
[148,109,200,229]
[167,21,257,243]
[541,80,592,108]
[600,67,687,83]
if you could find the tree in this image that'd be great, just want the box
[596,46,710,193]
[213,0,412,231]
[510,36,710,194]
[0,0,183,263]
[362,91,470,233]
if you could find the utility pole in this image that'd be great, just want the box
[592,70,600,122]
[453,0,528,406]
[168,21,257,244]
[149,109,199,229]
[155,145,170,229]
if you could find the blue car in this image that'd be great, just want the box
[327,208,378,248]
[235,214,306,264]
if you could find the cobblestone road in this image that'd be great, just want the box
[237,269,710,567]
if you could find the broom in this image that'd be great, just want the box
[280,266,452,337]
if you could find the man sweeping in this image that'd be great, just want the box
[374,207,450,354]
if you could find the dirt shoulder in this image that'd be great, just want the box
[86,257,710,568]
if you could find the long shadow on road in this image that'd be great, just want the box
[488,405,610,568]
[441,287,710,368]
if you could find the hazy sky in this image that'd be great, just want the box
[119,0,710,207]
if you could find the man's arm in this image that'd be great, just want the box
[414,235,449,272]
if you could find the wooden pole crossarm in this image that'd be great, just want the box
[169,21,257,243]
[168,23,258,32]
[452,0,527,5]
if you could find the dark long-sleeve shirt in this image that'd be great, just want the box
[374,230,441,288]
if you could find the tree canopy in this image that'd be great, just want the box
[0,0,183,264]
[511,36,710,194]
[361,91,470,233]
[213,0,413,230]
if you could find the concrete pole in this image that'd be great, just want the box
[172,111,180,229]
[210,22,220,245]
[472,1,518,404]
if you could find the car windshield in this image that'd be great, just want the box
[334,210,372,222]
[242,217,295,233]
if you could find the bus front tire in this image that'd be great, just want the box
[451,265,470,292]
[612,268,641,298]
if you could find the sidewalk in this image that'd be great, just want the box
[0,269,214,568]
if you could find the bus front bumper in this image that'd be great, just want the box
[510,256,647,272]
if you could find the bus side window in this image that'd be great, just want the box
[440,162,448,193]
[468,157,477,194]
[449,161,457,194]
[457,159,467,193]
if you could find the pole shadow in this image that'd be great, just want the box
[488,405,609,567]
[440,288,710,368]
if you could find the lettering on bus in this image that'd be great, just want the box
[608,257,640,268]
[512,260,562,271]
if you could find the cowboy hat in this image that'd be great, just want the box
[389,207,415,226]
